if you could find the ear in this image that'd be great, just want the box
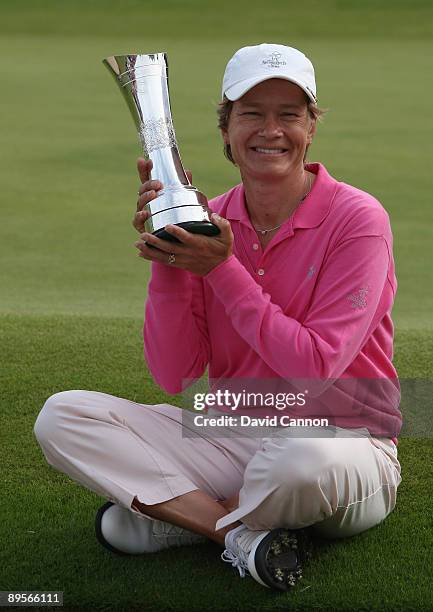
[221,128,230,145]
[307,118,317,145]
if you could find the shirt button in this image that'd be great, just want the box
[252,243,259,251]
[257,268,265,276]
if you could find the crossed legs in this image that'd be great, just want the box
[34,391,402,544]
[131,491,240,546]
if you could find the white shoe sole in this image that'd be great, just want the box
[95,501,155,555]
[95,501,207,555]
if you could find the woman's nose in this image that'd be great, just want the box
[258,115,283,137]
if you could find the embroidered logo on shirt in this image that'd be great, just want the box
[347,287,370,309]
[307,265,316,279]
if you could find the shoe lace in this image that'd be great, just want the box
[221,525,267,578]
[221,548,249,577]
[152,520,204,542]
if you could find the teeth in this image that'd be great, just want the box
[254,148,285,154]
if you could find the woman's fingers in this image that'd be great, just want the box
[136,242,174,264]
[135,236,182,267]
[137,157,152,183]
[134,159,163,233]
[137,180,163,199]
[137,232,180,254]
[132,209,151,233]
[210,213,232,241]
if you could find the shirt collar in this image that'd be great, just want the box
[225,163,338,231]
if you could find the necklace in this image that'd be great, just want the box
[252,174,313,236]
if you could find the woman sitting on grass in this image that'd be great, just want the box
[34,43,402,592]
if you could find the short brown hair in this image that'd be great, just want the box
[217,94,327,164]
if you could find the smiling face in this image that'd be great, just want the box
[222,79,316,182]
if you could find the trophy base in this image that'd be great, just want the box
[154,220,220,242]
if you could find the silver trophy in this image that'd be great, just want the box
[103,53,219,242]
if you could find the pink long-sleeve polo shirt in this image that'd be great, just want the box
[144,163,402,439]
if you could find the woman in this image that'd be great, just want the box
[34,44,402,592]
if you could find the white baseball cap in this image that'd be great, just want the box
[222,43,317,103]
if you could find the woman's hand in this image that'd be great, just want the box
[133,158,159,233]
[133,158,233,276]
[133,157,194,233]
[135,214,233,276]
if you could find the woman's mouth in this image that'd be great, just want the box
[251,147,287,155]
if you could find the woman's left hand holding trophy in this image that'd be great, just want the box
[134,158,233,276]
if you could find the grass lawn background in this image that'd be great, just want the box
[0,1,432,610]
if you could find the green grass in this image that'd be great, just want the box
[1,315,432,611]
[1,1,433,326]
[1,0,432,609]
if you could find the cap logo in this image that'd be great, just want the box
[262,52,286,69]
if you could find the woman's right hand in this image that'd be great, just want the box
[133,158,162,234]
[133,157,193,234]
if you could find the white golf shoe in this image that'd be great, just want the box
[95,501,206,555]
[221,524,309,591]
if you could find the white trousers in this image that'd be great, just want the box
[33,390,402,538]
